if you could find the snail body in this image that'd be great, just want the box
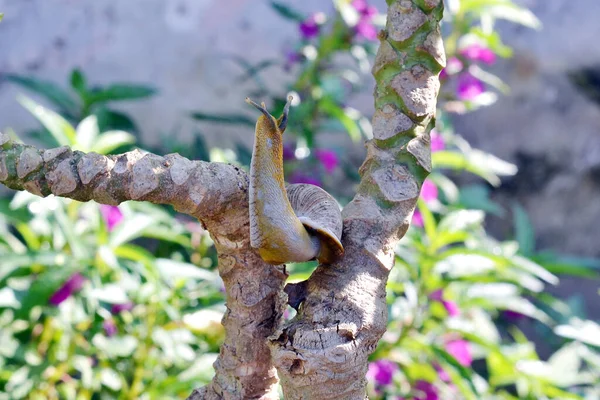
[246,97,343,265]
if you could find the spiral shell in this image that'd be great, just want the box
[286,183,344,264]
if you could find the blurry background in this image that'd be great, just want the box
[2,0,600,254]
[1,0,598,312]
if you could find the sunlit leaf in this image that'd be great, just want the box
[91,130,135,154]
[74,115,100,152]
[5,74,77,115]
[555,319,600,347]
[18,95,77,146]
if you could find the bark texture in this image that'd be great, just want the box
[269,1,445,398]
[0,0,443,397]
[0,134,286,400]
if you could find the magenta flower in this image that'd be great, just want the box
[439,57,463,80]
[412,209,424,228]
[436,339,472,381]
[356,19,378,41]
[289,173,321,187]
[430,289,460,317]
[430,130,444,152]
[366,359,397,386]
[49,272,86,306]
[457,73,485,100]
[299,14,321,39]
[445,339,472,367]
[460,44,496,65]
[111,302,134,314]
[103,319,118,337]
[352,0,379,41]
[100,205,123,231]
[420,180,438,203]
[315,149,339,174]
[413,380,438,400]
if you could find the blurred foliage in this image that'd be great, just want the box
[1,0,599,399]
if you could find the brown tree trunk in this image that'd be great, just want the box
[0,1,443,398]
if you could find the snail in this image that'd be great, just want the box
[246,96,344,265]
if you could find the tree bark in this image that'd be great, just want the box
[0,0,443,398]
[0,136,286,399]
[269,1,444,398]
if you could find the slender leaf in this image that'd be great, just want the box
[18,95,77,146]
[190,111,255,127]
[91,131,136,154]
[5,74,77,114]
[270,1,305,21]
[87,84,156,105]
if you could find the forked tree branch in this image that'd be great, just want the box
[0,133,286,399]
[0,0,443,397]
[269,1,445,398]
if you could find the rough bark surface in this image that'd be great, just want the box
[0,0,443,398]
[0,134,286,400]
[269,1,444,398]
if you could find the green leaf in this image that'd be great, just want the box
[510,255,558,285]
[270,1,305,21]
[91,334,138,358]
[0,13,4,22]
[190,111,256,126]
[433,150,517,186]
[5,74,77,115]
[17,95,77,146]
[155,259,218,282]
[95,107,139,133]
[512,203,535,255]
[87,84,156,105]
[432,346,479,397]
[91,130,136,154]
[109,215,154,248]
[319,98,362,142]
[555,319,600,347]
[70,68,87,94]
[74,115,100,152]
[458,184,504,216]
[17,266,77,319]
[235,142,253,167]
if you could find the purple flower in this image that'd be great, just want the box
[351,0,379,41]
[445,339,472,367]
[413,380,438,400]
[412,209,424,228]
[283,144,296,161]
[299,14,321,39]
[49,272,86,306]
[366,359,397,386]
[103,319,117,337]
[503,310,527,322]
[284,50,303,71]
[289,173,321,186]
[436,339,472,381]
[430,289,460,317]
[111,302,134,314]
[352,0,377,17]
[439,57,463,80]
[460,44,496,65]
[315,149,339,174]
[457,73,485,100]
[356,18,378,41]
[100,205,123,231]
[430,130,444,152]
[420,180,438,203]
